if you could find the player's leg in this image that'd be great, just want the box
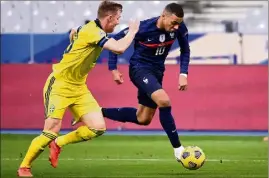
[101,107,140,124]
[18,76,68,177]
[49,112,105,168]
[131,69,184,160]
[136,104,156,125]
[150,88,184,161]
[135,78,184,159]
[57,89,106,146]
[18,118,61,177]
[50,89,106,167]
[55,111,106,148]
[101,67,157,125]
[102,102,156,125]
[133,90,158,125]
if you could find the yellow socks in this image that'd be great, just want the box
[56,126,106,147]
[19,127,106,168]
[20,131,58,168]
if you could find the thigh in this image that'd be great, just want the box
[151,89,171,106]
[130,68,163,96]
[43,76,72,120]
[44,118,62,133]
[69,89,101,125]
[80,111,106,130]
[130,67,163,109]
[137,90,158,109]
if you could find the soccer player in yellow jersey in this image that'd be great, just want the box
[17,1,140,177]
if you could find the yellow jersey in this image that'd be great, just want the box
[52,19,109,85]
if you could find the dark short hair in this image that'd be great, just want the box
[164,3,184,18]
[97,0,123,19]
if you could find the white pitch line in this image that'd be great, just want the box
[1,158,267,162]
[55,177,168,178]
[52,176,269,178]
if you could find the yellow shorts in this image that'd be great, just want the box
[43,74,100,124]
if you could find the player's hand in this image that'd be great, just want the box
[112,70,124,85]
[178,74,188,91]
[69,29,76,42]
[128,19,140,34]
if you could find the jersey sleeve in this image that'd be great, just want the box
[108,27,129,70]
[87,27,109,47]
[112,27,129,40]
[177,22,190,74]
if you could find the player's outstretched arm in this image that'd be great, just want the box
[103,19,140,54]
[106,26,134,85]
[177,22,190,91]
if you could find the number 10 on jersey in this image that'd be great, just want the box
[155,46,166,55]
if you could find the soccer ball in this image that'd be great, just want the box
[179,146,206,170]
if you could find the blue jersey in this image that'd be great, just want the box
[108,17,190,74]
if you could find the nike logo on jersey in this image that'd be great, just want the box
[143,77,148,84]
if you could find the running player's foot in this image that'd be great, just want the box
[49,140,61,168]
[17,167,33,177]
[174,146,185,162]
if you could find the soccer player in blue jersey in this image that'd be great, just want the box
[101,2,190,162]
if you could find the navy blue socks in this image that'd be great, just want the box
[102,107,139,124]
[159,106,181,148]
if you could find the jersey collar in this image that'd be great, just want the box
[94,19,103,30]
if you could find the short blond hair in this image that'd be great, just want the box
[97,1,123,19]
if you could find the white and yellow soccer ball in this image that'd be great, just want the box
[180,146,206,170]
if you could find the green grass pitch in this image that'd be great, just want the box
[1,134,268,178]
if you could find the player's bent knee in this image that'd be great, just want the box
[81,112,106,130]
[44,117,62,133]
[137,116,152,126]
[151,90,171,107]
[139,119,151,126]
[91,128,106,137]
[156,99,171,107]
[77,126,106,141]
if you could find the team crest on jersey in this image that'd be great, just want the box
[170,32,175,39]
[159,34,165,42]
[49,104,55,113]
[99,30,106,38]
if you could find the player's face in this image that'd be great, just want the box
[105,10,122,33]
[163,13,183,32]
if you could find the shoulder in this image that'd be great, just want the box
[83,21,107,38]
[84,21,102,32]
[179,22,188,32]
[177,22,188,36]
[139,16,159,32]
[140,16,158,24]
[140,17,159,27]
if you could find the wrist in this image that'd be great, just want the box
[180,73,187,78]
[111,69,119,74]
[109,66,117,71]
[127,31,136,36]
